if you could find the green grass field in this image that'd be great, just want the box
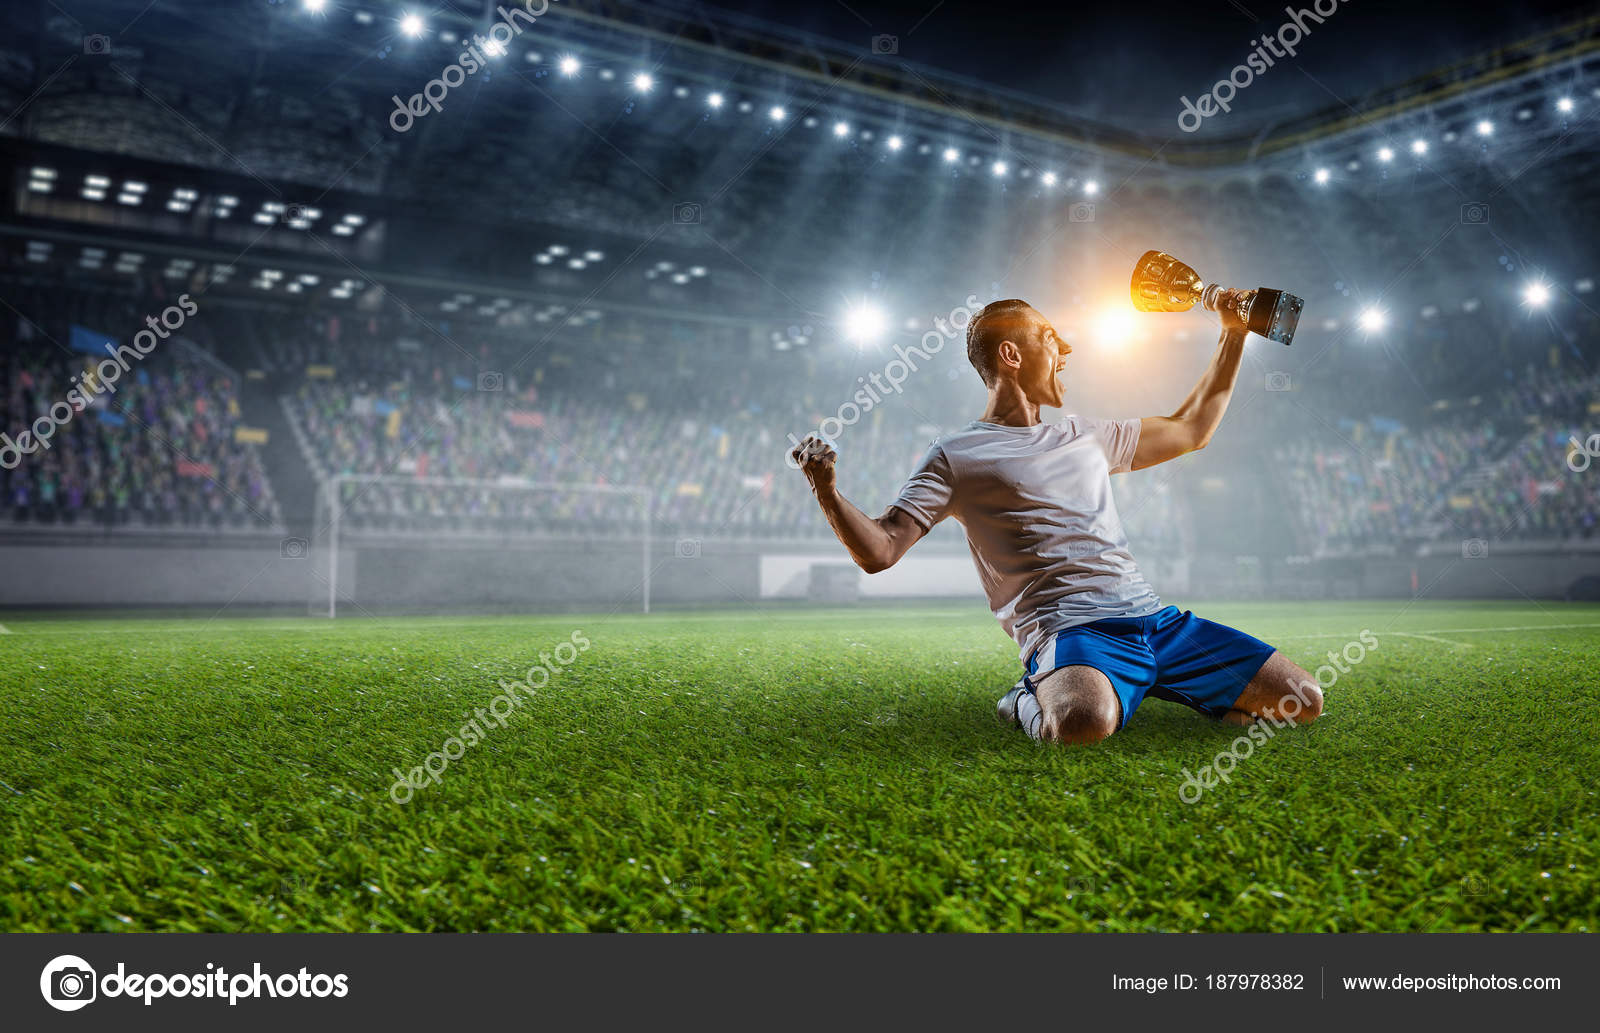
[2,600,1597,932]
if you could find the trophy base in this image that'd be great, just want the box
[1202,285,1303,346]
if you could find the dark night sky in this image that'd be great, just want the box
[685,0,1595,134]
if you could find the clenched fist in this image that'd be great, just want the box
[789,434,837,494]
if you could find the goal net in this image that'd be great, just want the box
[309,475,652,617]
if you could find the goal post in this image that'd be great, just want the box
[311,474,652,618]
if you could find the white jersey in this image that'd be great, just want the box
[890,416,1163,665]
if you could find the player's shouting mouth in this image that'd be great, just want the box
[790,298,1322,744]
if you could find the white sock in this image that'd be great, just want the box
[1015,686,1044,741]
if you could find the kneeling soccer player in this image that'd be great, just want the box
[790,298,1322,744]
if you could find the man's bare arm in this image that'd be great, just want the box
[791,435,927,573]
[1131,310,1250,471]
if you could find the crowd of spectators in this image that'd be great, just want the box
[1,342,282,530]
[1274,369,1600,553]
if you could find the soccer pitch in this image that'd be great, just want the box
[2,600,1596,933]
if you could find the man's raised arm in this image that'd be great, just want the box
[1130,306,1250,471]
[790,434,927,574]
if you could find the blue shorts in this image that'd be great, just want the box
[1024,606,1275,727]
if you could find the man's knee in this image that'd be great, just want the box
[1036,669,1121,745]
[1284,677,1323,723]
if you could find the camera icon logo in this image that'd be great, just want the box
[673,202,702,224]
[1460,202,1489,225]
[40,955,97,1011]
[871,34,899,55]
[1265,371,1292,392]
[675,537,702,559]
[280,536,309,559]
[1069,201,1096,223]
[83,34,111,55]
[1461,538,1489,559]
[1460,875,1488,896]
[477,370,504,392]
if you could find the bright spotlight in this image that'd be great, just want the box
[1411,139,1428,155]
[1041,171,1058,187]
[1523,282,1552,307]
[769,105,786,122]
[399,12,425,37]
[707,92,724,109]
[942,147,960,163]
[833,121,850,138]
[632,72,654,92]
[886,135,903,151]
[1475,119,1494,136]
[1556,96,1575,114]
[1313,167,1330,185]
[991,160,1008,177]
[302,0,326,11]
[558,55,580,76]
[1377,146,1394,162]
[1358,307,1386,334]
[842,304,888,346]
[1083,180,1100,195]
[1094,307,1135,347]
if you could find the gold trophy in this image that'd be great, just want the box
[1130,250,1304,345]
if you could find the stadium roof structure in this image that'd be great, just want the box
[1,1,1597,352]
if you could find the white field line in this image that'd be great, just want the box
[1274,621,1600,642]
[1388,632,1474,648]
[0,623,10,634]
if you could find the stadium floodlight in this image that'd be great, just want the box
[399,13,425,37]
[942,147,960,163]
[1475,119,1494,136]
[558,54,580,76]
[991,160,1008,177]
[1411,139,1428,155]
[117,192,141,205]
[584,250,604,262]
[1084,180,1100,195]
[1556,96,1574,114]
[483,38,507,58]
[28,177,51,193]
[1313,167,1330,185]
[769,105,786,122]
[1522,282,1551,308]
[842,303,888,346]
[632,72,654,92]
[1357,307,1386,334]
[833,121,850,138]
[303,0,326,11]
[1041,171,1057,187]
[706,91,724,109]
[886,135,903,151]
[1377,146,1394,162]
[85,174,111,188]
